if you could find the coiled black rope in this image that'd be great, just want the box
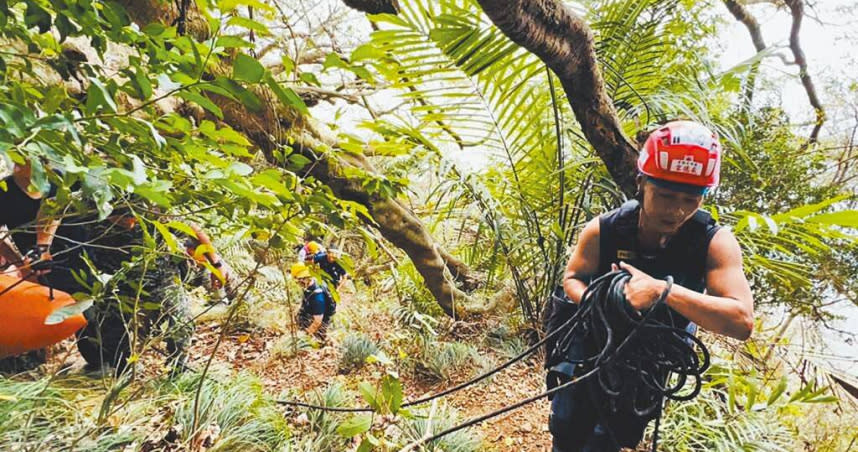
[551,271,710,419]
[409,270,709,450]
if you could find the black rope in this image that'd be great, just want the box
[410,271,708,450]
[553,272,709,419]
[276,306,589,412]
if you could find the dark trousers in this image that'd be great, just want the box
[297,313,330,340]
[549,381,651,452]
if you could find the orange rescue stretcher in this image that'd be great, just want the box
[0,274,87,358]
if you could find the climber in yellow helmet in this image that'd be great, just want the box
[290,262,336,340]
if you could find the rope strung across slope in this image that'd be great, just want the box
[275,306,589,412]
[406,270,710,450]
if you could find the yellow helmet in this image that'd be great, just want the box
[290,262,311,279]
[306,241,322,254]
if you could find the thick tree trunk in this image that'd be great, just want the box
[115,0,478,317]
[474,0,638,197]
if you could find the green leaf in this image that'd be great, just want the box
[218,0,274,13]
[125,68,153,100]
[226,16,269,35]
[379,374,403,414]
[336,414,372,438]
[351,43,385,62]
[137,118,166,149]
[806,210,858,228]
[85,78,117,114]
[265,76,309,115]
[213,77,262,112]
[767,376,787,406]
[45,299,93,325]
[233,53,265,83]
[177,91,224,119]
[24,1,52,33]
[142,22,168,37]
[215,36,252,49]
[151,220,179,253]
[358,381,378,411]
[323,53,349,70]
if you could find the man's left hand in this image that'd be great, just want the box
[619,261,667,312]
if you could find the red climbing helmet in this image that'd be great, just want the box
[638,120,721,192]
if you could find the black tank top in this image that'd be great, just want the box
[598,200,720,328]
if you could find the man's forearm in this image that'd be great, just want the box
[35,214,60,248]
[660,281,753,340]
[562,274,589,304]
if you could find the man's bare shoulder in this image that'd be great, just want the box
[578,217,601,242]
[707,227,743,268]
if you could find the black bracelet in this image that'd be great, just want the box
[654,275,674,308]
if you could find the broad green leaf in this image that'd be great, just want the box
[178,91,224,119]
[45,299,93,325]
[218,0,274,13]
[152,219,179,253]
[215,36,252,49]
[380,374,403,414]
[226,16,269,35]
[265,76,309,115]
[233,53,265,83]
[213,77,262,112]
[85,78,117,114]
[358,381,378,410]
[806,210,858,228]
[336,414,372,438]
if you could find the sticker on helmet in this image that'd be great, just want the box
[671,124,713,148]
[670,155,703,175]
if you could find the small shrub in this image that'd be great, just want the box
[416,342,483,382]
[270,334,314,360]
[483,324,529,359]
[338,333,380,371]
[398,404,483,452]
[170,372,290,451]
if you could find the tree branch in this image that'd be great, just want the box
[783,0,826,144]
[474,0,638,197]
[723,0,767,107]
[723,0,767,52]
[115,0,480,317]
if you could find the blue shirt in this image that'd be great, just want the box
[302,282,328,317]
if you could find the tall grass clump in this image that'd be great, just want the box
[398,403,483,452]
[416,341,484,382]
[338,333,380,371]
[170,372,290,451]
[291,381,353,451]
[0,375,156,451]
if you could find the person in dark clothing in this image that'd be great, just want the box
[0,161,89,372]
[0,161,232,374]
[75,210,233,372]
[310,248,348,289]
[291,262,335,341]
[549,121,754,452]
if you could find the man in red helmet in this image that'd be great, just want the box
[548,121,754,451]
